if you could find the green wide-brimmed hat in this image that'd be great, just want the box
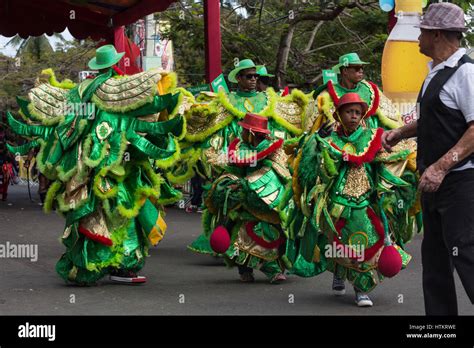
[257,66,275,78]
[88,44,125,70]
[228,59,263,83]
[332,53,369,74]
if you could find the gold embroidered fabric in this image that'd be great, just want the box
[378,91,401,122]
[268,148,291,180]
[63,143,89,207]
[376,139,417,162]
[302,98,319,132]
[185,105,229,136]
[28,83,69,120]
[275,100,303,129]
[246,166,270,184]
[93,69,163,111]
[234,225,280,261]
[342,165,371,198]
[80,209,111,240]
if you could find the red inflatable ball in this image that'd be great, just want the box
[378,245,402,277]
[210,226,231,254]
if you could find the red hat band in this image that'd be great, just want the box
[238,113,271,134]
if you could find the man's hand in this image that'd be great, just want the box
[418,163,448,193]
[381,128,402,152]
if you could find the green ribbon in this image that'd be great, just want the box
[7,111,52,137]
[7,141,39,156]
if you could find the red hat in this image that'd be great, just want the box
[335,92,369,118]
[238,113,271,134]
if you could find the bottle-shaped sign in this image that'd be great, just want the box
[381,0,430,124]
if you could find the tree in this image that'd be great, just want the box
[159,0,473,90]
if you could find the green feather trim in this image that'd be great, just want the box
[319,92,336,123]
[184,104,234,143]
[168,87,194,121]
[165,147,201,184]
[322,147,338,176]
[156,191,183,205]
[82,136,110,168]
[376,109,403,130]
[56,189,89,213]
[41,68,76,89]
[166,166,195,185]
[44,181,62,213]
[217,90,246,119]
[117,187,160,219]
[93,168,119,200]
[35,139,58,180]
[27,102,65,126]
[268,88,307,135]
[154,137,181,169]
[85,224,129,272]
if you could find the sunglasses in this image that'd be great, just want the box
[348,66,364,72]
[241,74,259,80]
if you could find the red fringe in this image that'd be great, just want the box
[245,221,285,249]
[112,65,125,76]
[333,207,385,262]
[228,138,283,167]
[366,81,380,117]
[329,128,383,166]
[78,226,113,246]
[327,80,380,119]
[327,80,339,105]
[345,128,383,166]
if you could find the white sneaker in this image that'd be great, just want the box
[355,290,373,307]
[332,274,346,296]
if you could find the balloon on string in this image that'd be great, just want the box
[379,0,395,12]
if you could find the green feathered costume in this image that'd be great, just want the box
[283,123,421,292]
[204,133,292,279]
[169,87,318,255]
[7,68,184,285]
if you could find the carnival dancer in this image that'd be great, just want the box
[179,58,316,255]
[256,66,274,92]
[304,53,404,134]
[0,144,14,201]
[7,45,184,285]
[284,93,420,306]
[205,113,291,283]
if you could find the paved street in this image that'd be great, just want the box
[0,185,472,315]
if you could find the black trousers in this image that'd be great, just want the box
[421,169,474,315]
[190,175,203,206]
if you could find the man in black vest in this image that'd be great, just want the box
[382,3,474,315]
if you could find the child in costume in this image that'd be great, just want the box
[205,113,291,283]
[7,45,184,285]
[284,93,420,306]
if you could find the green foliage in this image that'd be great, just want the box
[159,0,473,90]
[0,36,96,115]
